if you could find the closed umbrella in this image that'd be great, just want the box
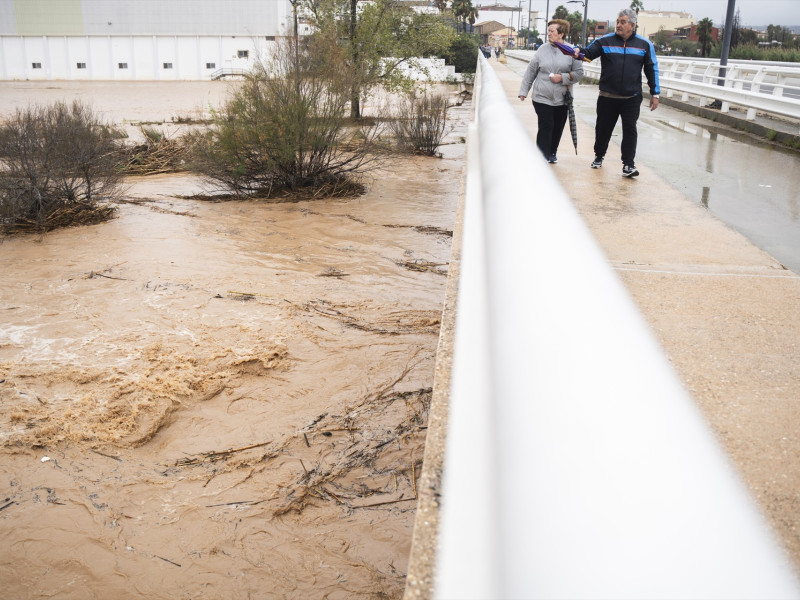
[553,41,591,62]
[565,87,578,154]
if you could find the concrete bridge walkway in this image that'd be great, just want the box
[405,59,800,598]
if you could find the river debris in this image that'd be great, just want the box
[174,440,274,467]
[164,362,431,519]
[383,224,453,237]
[123,126,189,176]
[318,267,349,278]
[293,298,441,335]
[394,258,448,276]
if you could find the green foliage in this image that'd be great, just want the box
[446,34,480,73]
[553,5,568,20]
[765,25,798,47]
[451,0,480,34]
[305,0,456,118]
[388,90,452,156]
[141,126,164,143]
[709,44,800,62]
[0,100,122,232]
[696,17,714,57]
[653,26,669,49]
[565,10,584,44]
[667,38,699,57]
[186,37,382,198]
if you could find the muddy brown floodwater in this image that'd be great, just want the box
[0,82,468,599]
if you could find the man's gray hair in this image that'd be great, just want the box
[619,7,637,24]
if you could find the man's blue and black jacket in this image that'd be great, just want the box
[583,32,660,97]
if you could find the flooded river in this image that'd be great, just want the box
[0,82,467,598]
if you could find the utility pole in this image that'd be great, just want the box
[719,0,737,86]
[582,1,587,45]
[527,0,532,47]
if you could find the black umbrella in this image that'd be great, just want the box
[565,87,578,154]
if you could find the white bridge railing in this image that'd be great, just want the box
[434,51,800,599]
[507,50,800,125]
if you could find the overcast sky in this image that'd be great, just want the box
[511,1,799,26]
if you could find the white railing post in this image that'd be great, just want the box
[504,51,800,123]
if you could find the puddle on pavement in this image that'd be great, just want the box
[0,82,469,598]
[636,113,800,273]
[566,82,800,275]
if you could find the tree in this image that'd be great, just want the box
[670,38,697,56]
[722,8,756,49]
[305,0,456,119]
[553,5,569,21]
[653,26,669,50]
[451,0,479,34]
[767,25,797,47]
[696,17,714,57]
[566,10,583,44]
[187,36,382,198]
[587,19,598,43]
[446,33,480,73]
[630,0,644,14]
[466,4,480,31]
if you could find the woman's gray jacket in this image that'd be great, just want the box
[518,43,583,106]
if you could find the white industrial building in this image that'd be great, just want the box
[0,0,299,80]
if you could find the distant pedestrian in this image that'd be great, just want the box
[518,19,584,163]
[578,7,660,177]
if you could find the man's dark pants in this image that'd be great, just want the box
[533,101,568,158]
[593,95,642,165]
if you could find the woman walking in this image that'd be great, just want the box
[518,20,583,163]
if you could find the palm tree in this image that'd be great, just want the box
[451,0,468,33]
[630,0,644,14]
[553,5,569,20]
[587,19,598,43]
[696,17,714,57]
[466,4,480,32]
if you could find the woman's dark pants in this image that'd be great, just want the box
[533,101,568,159]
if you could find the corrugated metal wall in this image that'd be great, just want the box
[1,0,292,36]
[0,0,295,80]
[0,35,274,80]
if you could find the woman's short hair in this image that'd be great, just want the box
[548,19,570,36]
[618,8,638,25]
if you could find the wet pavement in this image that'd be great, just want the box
[506,55,800,275]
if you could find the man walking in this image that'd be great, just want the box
[577,8,660,177]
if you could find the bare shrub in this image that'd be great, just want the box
[0,100,124,233]
[186,36,384,199]
[388,90,452,156]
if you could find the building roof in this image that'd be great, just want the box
[475,20,513,33]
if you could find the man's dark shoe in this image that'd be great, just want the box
[548,154,558,164]
[591,156,603,169]
[622,164,639,178]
